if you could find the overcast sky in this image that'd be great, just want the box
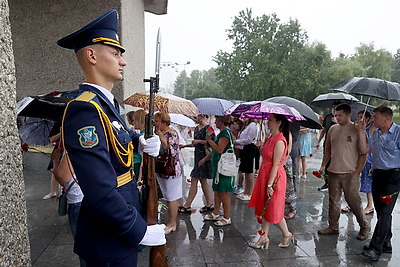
[145,0,400,90]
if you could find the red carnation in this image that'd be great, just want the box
[380,195,393,205]
[21,143,29,152]
[256,216,263,224]
[310,153,313,157]
[312,170,322,178]
[258,229,265,236]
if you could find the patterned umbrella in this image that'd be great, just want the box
[123,92,199,117]
[266,96,322,129]
[225,100,305,121]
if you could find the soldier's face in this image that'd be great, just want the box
[94,45,127,82]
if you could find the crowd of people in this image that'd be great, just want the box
[30,9,399,266]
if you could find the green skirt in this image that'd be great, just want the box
[212,173,235,192]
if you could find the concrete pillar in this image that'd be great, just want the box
[0,0,31,265]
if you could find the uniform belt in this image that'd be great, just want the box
[374,168,400,172]
[117,171,133,188]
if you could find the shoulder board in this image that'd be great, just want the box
[75,91,96,102]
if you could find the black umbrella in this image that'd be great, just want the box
[18,117,54,146]
[17,91,75,121]
[266,96,322,129]
[330,77,400,101]
[311,93,359,108]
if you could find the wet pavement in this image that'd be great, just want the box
[24,145,400,266]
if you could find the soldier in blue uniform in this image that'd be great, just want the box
[57,9,165,266]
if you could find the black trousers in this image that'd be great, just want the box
[370,169,400,253]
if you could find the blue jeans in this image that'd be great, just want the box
[68,202,86,267]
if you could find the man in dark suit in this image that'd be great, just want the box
[57,9,165,266]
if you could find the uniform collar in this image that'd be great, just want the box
[82,83,114,104]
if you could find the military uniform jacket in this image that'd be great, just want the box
[62,84,147,262]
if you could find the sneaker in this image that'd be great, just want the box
[236,194,251,201]
[234,186,244,195]
[318,184,328,191]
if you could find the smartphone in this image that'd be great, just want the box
[206,126,214,136]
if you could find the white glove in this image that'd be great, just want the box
[139,135,161,157]
[139,224,167,246]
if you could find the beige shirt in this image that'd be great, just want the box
[326,122,361,174]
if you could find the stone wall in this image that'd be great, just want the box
[0,0,31,265]
[9,0,147,103]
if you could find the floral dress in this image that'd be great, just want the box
[156,129,181,179]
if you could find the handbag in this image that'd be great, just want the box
[155,149,176,176]
[215,130,239,185]
[58,181,74,216]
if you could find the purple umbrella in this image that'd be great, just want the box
[225,100,305,121]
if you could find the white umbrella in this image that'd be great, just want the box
[169,113,196,128]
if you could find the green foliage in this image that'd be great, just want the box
[170,9,400,109]
[173,68,223,100]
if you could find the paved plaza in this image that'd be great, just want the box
[24,147,400,266]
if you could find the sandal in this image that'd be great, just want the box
[178,206,192,214]
[204,213,220,221]
[214,217,232,226]
[364,207,374,215]
[341,206,351,212]
[284,209,298,219]
[200,205,214,213]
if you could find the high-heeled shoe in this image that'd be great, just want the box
[249,234,270,249]
[278,233,295,248]
[164,225,176,235]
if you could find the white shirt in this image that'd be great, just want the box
[82,83,116,107]
[235,122,258,149]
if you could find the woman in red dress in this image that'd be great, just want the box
[248,114,294,249]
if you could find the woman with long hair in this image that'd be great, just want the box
[248,114,294,249]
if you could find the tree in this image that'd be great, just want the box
[391,49,400,83]
[213,9,333,103]
[353,43,393,80]
[173,68,223,100]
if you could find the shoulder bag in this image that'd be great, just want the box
[155,148,176,176]
[216,130,239,185]
[58,181,74,216]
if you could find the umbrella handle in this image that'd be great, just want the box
[361,97,371,121]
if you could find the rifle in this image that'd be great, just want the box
[142,29,168,267]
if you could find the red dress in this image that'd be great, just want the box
[248,132,287,224]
